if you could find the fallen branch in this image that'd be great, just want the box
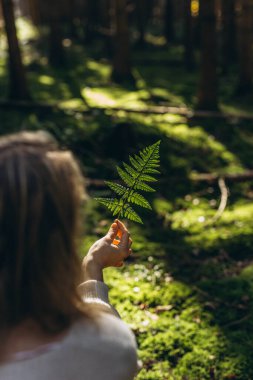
[190,170,253,183]
[223,314,251,328]
[1,100,253,121]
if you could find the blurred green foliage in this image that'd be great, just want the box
[1,18,253,379]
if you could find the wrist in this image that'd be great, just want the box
[82,255,104,282]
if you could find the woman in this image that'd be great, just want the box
[0,131,138,379]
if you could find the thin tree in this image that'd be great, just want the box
[221,0,236,73]
[164,0,175,43]
[237,0,253,94]
[1,0,30,99]
[183,0,194,70]
[196,0,218,110]
[135,0,154,46]
[111,0,134,84]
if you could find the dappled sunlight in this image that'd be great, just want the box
[16,17,39,42]
[82,86,150,109]
[86,60,111,76]
[170,201,253,251]
[38,75,55,85]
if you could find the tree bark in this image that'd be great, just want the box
[48,21,65,67]
[164,0,175,43]
[84,0,98,43]
[196,0,218,111]
[27,0,40,25]
[221,0,236,73]
[1,0,30,100]
[45,0,65,67]
[183,0,194,70]
[237,0,253,94]
[111,0,134,84]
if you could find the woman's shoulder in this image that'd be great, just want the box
[70,311,137,351]
[65,312,138,378]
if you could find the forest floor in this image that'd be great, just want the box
[1,20,253,379]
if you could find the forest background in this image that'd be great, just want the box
[1,0,253,379]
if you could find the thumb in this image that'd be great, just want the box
[106,222,118,241]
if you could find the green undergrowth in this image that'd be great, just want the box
[2,22,253,378]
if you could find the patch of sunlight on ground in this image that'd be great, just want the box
[38,75,55,85]
[86,59,111,81]
[82,87,150,109]
[59,98,88,110]
[157,123,243,172]
[171,201,253,249]
[145,33,167,46]
[16,17,39,42]
[129,112,186,125]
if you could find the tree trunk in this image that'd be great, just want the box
[136,0,153,46]
[48,21,65,67]
[196,0,218,111]
[27,0,40,25]
[45,0,66,67]
[237,0,253,94]
[84,0,98,43]
[183,0,194,70]
[164,0,175,43]
[111,0,134,84]
[221,0,236,73]
[1,0,30,100]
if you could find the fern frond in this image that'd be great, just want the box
[104,181,127,197]
[116,166,134,187]
[123,204,143,224]
[123,162,138,178]
[127,191,152,210]
[95,198,122,216]
[96,140,161,224]
[134,181,155,192]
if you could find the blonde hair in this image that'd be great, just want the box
[0,131,88,333]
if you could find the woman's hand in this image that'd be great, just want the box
[82,220,132,282]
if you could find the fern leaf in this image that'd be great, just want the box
[134,181,155,192]
[129,155,142,171]
[96,140,161,224]
[116,166,134,187]
[138,173,157,182]
[95,198,122,216]
[122,204,143,224]
[143,168,160,174]
[104,181,128,197]
[127,191,152,209]
[123,162,138,178]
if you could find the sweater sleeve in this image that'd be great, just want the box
[78,280,120,317]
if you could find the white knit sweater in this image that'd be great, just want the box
[0,280,138,380]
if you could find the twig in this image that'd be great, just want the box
[207,178,229,224]
[223,314,251,328]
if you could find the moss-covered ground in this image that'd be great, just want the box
[1,19,253,379]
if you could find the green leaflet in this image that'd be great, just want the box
[95,140,161,224]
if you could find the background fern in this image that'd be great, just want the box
[95,140,161,224]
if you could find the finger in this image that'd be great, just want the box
[116,219,128,232]
[118,229,130,253]
[106,222,118,241]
